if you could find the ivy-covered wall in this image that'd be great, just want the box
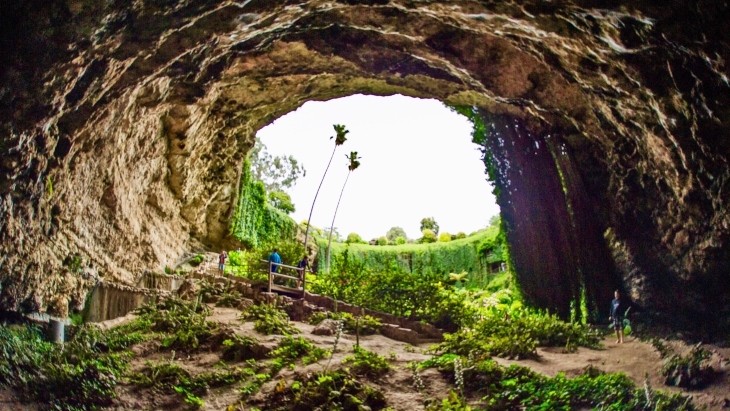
[317,228,506,286]
[230,160,298,248]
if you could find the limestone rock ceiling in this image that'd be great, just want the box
[0,0,728,333]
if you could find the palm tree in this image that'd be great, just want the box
[326,151,361,272]
[303,124,349,252]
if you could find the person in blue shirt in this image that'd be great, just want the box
[609,290,626,344]
[268,249,282,273]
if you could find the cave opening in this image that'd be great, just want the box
[253,94,500,242]
[2,0,728,335]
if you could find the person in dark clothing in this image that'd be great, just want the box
[296,256,309,289]
[609,290,626,344]
[268,249,282,273]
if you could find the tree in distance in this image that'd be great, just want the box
[420,229,437,244]
[386,227,407,243]
[346,232,365,244]
[420,217,439,235]
[377,236,388,246]
[438,232,452,242]
[268,191,295,214]
[249,137,305,192]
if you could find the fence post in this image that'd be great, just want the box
[301,269,306,297]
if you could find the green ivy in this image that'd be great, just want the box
[318,228,505,288]
[230,160,298,248]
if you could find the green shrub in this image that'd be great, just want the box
[422,355,699,411]
[130,359,254,408]
[0,324,137,411]
[136,298,217,351]
[454,232,466,240]
[241,303,298,335]
[268,336,329,374]
[396,236,406,245]
[376,236,388,246]
[342,346,391,378]
[266,370,386,411]
[346,232,365,244]
[661,344,714,388]
[216,291,242,308]
[432,304,602,360]
[308,311,382,335]
[439,232,452,242]
[220,335,265,362]
[426,391,472,411]
[420,229,437,244]
[190,254,205,267]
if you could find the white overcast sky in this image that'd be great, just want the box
[256,94,500,240]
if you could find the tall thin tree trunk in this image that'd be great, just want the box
[326,170,351,272]
[303,144,338,252]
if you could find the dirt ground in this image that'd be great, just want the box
[3,306,728,410]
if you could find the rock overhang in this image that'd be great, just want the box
[0,0,728,335]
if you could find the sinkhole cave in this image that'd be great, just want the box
[1,0,729,335]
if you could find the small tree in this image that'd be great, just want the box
[376,236,388,246]
[268,191,295,214]
[420,217,439,235]
[454,232,467,239]
[386,227,407,243]
[346,232,364,244]
[438,232,452,242]
[303,125,349,252]
[325,151,361,271]
[396,236,406,245]
[420,229,437,244]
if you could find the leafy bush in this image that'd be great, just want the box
[136,298,217,351]
[346,232,365,244]
[661,344,714,388]
[376,236,388,246]
[308,311,383,335]
[220,335,265,362]
[426,391,472,411]
[439,232,452,242]
[265,370,387,411]
[454,232,466,240]
[422,356,699,411]
[130,359,254,408]
[342,346,391,378]
[268,336,329,374]
[190,254,205,267]
[216,291,242,308]
[420,229,437,244]
[432,302,602,360]
[396,236,406,245]
[241,303,298,335]
[0,324,136,411]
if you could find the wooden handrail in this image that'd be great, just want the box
[259,259,311,295]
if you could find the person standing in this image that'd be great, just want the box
[296,256,309,289]
[609,290,626,344]
[268,248,282,273]
[218,251,228,275]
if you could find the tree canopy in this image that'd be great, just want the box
[386,227,407,243]
[249,137,305,192]
[420,217,439,235]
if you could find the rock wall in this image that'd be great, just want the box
[1,0,728,334]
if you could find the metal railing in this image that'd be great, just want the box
[259,260,311,295]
